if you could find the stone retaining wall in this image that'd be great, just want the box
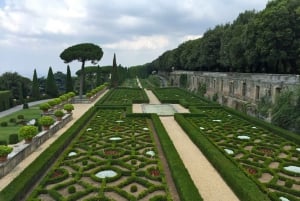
[0,114,72,178]
[169,71,300,115]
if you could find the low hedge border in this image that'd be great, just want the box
[174,113,270,201]
[0,107,97,201]
[150,114,203,201]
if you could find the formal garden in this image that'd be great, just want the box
[1,84,300,201]
[152,87,211,106]
[28,109,172,200]
[175,107,300,201]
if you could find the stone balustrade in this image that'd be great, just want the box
[0,113,72,178]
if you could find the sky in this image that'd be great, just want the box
[0,0,269,79]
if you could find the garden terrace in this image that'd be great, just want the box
[26,108,201,200]
[152,87,211,107]
[96,88,149,105]
[178,107,300,201]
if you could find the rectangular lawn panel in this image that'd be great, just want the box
[0,105,41,143]
[184,108,300,201]
[152,87,210,106]
[28,109,173,200]
[96,88,149,105]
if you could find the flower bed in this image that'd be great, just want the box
[28,109,171,200]
[185,108,300,200]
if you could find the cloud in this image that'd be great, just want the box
[0,0,269,78]
[103,35,170,51]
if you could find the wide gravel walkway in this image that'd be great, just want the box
[139,89,239,201]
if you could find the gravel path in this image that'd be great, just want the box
[140,89,239,201]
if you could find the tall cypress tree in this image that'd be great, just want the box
[96,65,101,86]
[46,67,58,97]
[111,53,118,88]
[65,65,73,92]
[31,69,40,99]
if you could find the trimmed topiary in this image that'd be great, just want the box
[39,116,55,129]
[63,104,74,113]
[19,125,38,142]
[9,134,19,144]
[39,103,51,112]
[9,118,16,124]
[1,121,8,127]
[130,185,137,193]
[17,114,24,120]
[68,186,76,194]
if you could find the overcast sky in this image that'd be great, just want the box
[0,0,269,78]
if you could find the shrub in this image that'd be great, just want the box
[47,99,57,107]
[39,116,55,127]
[130,185,137,193]
[19,125,38,140]
[9,134,19,144]
[59,95,68,102]
[54,110,64,117]
[9,118,16,124]
[17,115,24,120]
[1,121,8,127]
[23,102,29,109]
[131,159,137,165]
[63,104,74,112]
[285,180,293,188]
[67,92,75,98]
[0,140,8,146]
[68,186,76,194]
[86,92,92,98]
[149,195,168,201]
[39,103,51,111]
[54,98,62,105]
[0,145,13,156]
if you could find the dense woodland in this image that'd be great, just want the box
[139,0,300,74]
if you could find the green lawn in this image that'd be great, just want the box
[0,106,41,143]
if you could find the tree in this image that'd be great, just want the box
[45,67,58,98]
[65,65,73,93]
[0,72,31,104]
[60,43,103,98]
[111,53,118,87]
[96,65,102,86]
[31,69,40,99]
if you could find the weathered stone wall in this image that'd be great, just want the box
[0,114,72,178]
[169,71,300,114]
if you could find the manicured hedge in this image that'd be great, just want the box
[0,107,97,201]
[152,87,213,107]
[150,114,203,201]
[222,107,300,144]
[174,113,270,201]
[0,91,11,112]
[191,105,300,144]
[95,87,149,105]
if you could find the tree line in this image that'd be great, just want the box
[144,0,300,74]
